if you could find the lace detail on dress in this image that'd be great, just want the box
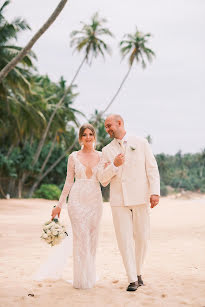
[57,153,75,209]
[33,151,103,289]
[67,151,103,288]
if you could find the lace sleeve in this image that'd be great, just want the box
[97,149,117,187]
[56,153,75,208]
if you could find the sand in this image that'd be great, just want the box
[0,196,205,307]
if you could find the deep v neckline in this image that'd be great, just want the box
[75,151,100,170]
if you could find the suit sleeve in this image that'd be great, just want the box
[144,139,160,196]
[97,149,118,187]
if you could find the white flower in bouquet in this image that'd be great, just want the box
[51,229,58,236]
[42,233,48,239]
[46,236,52,244]
[40,205,68,246]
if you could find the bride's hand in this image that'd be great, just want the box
[51,206,61,220]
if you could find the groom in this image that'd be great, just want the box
[97,114,160,291]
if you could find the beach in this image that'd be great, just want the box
[0,196,205,307]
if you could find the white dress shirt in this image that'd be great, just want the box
[112,133,128,170]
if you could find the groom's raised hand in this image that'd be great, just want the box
[114,154,125,167]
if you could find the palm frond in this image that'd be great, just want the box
[69,12,113,64]
[119,27,155,68]
[0,0,10,15]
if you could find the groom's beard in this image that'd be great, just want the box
[108,131,115,138]
[108,130,118,139]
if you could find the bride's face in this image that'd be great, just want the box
[80,128,95,148]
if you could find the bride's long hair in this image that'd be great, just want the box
[78,124,97,149]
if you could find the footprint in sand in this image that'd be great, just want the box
[112,280,119,284]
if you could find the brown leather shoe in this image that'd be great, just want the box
[126,281,139,291]
[137,275,144,286]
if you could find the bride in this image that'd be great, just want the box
[33,123,107,289]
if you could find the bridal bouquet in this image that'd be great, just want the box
[41,207,68,246]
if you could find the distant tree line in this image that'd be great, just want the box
[156,150,205,196]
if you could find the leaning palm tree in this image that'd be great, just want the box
[0,0,68,83]
[0,0,36,101]
[70,12,113,65]
[101,27,155,115]
[31,12,113,168]
[0,0,39,151]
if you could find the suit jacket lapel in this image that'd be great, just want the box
[112,138,123,154]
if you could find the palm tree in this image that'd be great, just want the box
[0,0,39,152]
[0,0,68,82]
[70,12,113,65]
[0,1,36,101]
[146,134,152,144]
[101,27,155,115]
[18,75,82,197]
[27,131,78,198]
[31,12,113,168]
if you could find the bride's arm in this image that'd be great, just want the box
[97,150,118,187]
[51,154,75,219]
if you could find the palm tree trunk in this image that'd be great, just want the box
[40,134,57,173]
[101,64,133,116]
[28,135,57,197]
[28,138,78,198]
[0,184,6,198]
[6,144,14,157]
[17,172,28,198]
[29,134,34,146]
[0,0,68,83]
[31,55,87,168]
[18,178,23,198]
[8,178,15,197]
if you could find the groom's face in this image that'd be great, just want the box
[105,118,120,138]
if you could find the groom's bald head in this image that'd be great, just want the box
[106,114,124,125]
[105,114,126,139]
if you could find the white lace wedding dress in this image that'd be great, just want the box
[32,151,103,289]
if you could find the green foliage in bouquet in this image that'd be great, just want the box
[34,184,61,200]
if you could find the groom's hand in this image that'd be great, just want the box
[104,161,111,169]
[150,195,160,208]
[114,154,125,167]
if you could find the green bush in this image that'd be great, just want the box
[160,182,168,196]
[200,186,205,193]
[34,184,61,200]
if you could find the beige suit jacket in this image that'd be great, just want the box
[97,136,160,207]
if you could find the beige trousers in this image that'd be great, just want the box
[111,204,150,283]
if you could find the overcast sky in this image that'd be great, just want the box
[5,0,205,154]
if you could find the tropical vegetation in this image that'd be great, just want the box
[0,4,204,201]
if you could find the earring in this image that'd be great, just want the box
[81,143,84,150]
[93,142,96,149]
